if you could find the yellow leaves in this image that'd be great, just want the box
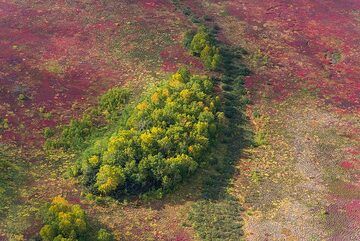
[162,88,170,97]
[41,196,89,240]
[169,72,186,88]
[151,92,160,104]
[136,102,148,111]
[106,137,120,156]
[88,155,100,167]
[52,196,69,206]
[180,89,192,100]
[140,132,153,145]
[96,165,125,194]
[172,72,184,82]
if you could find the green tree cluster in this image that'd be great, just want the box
[78,68,224,195]
[186,27,222,70]
[39,196,113,241]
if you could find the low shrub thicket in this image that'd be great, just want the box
[72,68,224,195]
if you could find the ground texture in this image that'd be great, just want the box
[205,0,360,240]
[1,0,359,240]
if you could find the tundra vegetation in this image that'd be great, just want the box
[47,68,224,197]
[39,196,113,241]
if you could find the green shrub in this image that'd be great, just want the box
[186,27,222,70]
[253,130,267,147]
[97,229,113,241]
[45,87,131,151]
[43,127,55,138]
[183,31,196,49]
[0,118,9,130]
[99,87,131,120]
[39,196,113,241]
[221,84,233,91]
[39,196,88,241]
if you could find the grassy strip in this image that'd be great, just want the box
[0,144,25,217]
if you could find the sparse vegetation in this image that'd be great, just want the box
[188,199,244,241]
[0,146,23,216]
[45,87,131,151]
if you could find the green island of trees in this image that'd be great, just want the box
[64,68,225,196]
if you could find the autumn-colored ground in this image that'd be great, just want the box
[199,0,360,240]
[0,0,200,240]
[1,0,360,240]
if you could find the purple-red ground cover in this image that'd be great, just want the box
[0,0,200,240]
[203,0,360,239]
[1,0,359,240]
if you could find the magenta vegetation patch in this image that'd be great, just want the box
[0,0,187,145]
[1,0,359,240]
[226,0,360,112]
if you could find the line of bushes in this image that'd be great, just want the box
[184,27,222,70]
[174,3,252,240]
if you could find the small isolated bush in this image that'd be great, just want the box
[253,130,267,147]
[39,196,88,241]
[39,196,113,241]
[97,229,114,241]
[0,118,9,130]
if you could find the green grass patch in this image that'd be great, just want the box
[0,145,25,217]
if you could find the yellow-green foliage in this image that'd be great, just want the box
[99,87,131,120]
[40,196,88,241]
[39,196,114,241]
[79,68,223,195]
[188,27,222,70]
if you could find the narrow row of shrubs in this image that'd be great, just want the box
[184,27,222,70]
[177,3,252,240]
